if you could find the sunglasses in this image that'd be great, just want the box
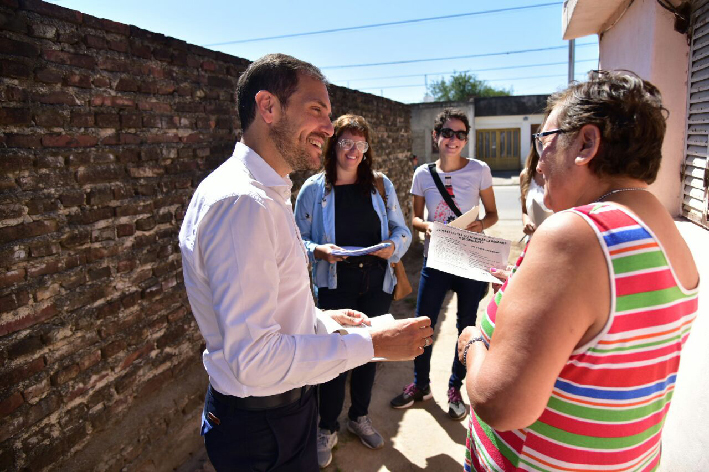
[338,139,369,153]
[439,128,468,141]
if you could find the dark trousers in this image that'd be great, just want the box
[316,258,392,433]
[202,386,318,471]
[413,258,487,390]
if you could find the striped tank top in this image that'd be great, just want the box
[466,202,699,472]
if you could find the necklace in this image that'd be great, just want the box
[596,187,649,202]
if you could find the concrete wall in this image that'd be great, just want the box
[474,115,544,168]
[595,1,709,470]
[598,0,689,216]
[0,1,413,471]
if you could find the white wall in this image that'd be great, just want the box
[474,115,544,167]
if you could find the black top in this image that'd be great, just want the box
[334,184,381,248]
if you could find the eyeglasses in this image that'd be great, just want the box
[338,139,369,153]
[439,128,468,141]
[533,129,568,155]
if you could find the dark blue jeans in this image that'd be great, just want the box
[316,258,392,432]
[413,257,487,390]
[202,385,318,471]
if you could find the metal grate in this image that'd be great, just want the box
[682,0,709,228]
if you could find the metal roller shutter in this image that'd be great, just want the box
[683,0,709,228]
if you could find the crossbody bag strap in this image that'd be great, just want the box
[428,163,462,217]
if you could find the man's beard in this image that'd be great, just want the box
[269,115,321,172]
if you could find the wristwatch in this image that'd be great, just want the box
[462,335,485,367]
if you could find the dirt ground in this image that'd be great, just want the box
[180,228,524,472]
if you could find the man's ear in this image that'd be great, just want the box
[574,124,601,167]
[254,90,281,125]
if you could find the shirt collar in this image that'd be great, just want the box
[233,142,293,199]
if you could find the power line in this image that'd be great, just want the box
[330,59,598,84]
[202,2,563,47]
[321,43,596,70]
[358,73,572,91]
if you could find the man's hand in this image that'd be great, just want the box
[370,316,434,361]
[457,326,483,363]
[370,240,395,260]
[327,309,370,327]
[314,244,347,263]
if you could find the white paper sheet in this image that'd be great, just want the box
[448,206,479,229]
[331,242,392,257]
[427,222,511,283]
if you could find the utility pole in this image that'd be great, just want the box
[568,39,575,83]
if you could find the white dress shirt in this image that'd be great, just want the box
[179,142,374,397]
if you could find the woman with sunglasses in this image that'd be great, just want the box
[458,71,699,471]
[390,108,498,421]
[294,114,411,468]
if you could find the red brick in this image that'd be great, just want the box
[29,23,56,40]
[157,83,176,95]
[78,350,101,371]
[97,57,131,73]
[116,224,135,237]
[29,241,60,257]
[0,59,32,79]
[131,42,152,59]
[0,290,29,313]
[23,375,50,404]
[91,95,135,108]
[70,111,94,127]
[42,49,94,69]
[120,343,153,370]
[35,91,80,106]
[83,15,130,35]
[201,60,216,71]
[102,339,127,359]
[27,259,61,278]
[3,357,45,384]
[138,101,172,113]
[21,0,83,24]
[0,268,25,288]
[115,77,138,92]
[42,134,98,147]
[66,207,113,224]
[0,220,58,245]
[84,34,106,50]
[108,38,129,53]
[59,190,85,207]
[0,107,30,126]
[0,37,39,57]
[64,73,92,88]
[34,66,62,83]
[146,134,180,144]
[95,113,120,128]
[117,259,136,273]
[51,363,80,385]
[6,134,42,148]
[0,392,24,417]
[34,109,67,127]
[120,113,141,128]
[92,76,110,88]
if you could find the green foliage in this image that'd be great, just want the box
[428,72,512,101]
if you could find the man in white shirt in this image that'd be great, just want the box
[179,54,433,471]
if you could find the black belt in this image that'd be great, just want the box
[209,384,313,411]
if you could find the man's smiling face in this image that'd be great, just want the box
[269,73,334,172]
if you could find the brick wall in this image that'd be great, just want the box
[0,1,412,471]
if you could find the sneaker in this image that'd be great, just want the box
[347,415,384,450]
[448,387,467,420]
[316,428,337,469]
[390,383,433,409]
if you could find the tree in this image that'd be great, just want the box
[428,72,512,101]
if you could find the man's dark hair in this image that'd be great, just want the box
[548,70,667,184]
[236,53,327,131]
[433,108,471,136]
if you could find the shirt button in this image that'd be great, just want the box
[359,263,363,268]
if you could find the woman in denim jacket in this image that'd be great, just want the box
[294,114,411,468]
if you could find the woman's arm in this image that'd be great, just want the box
[462,212,609,431]
[466,186,498,233]
[374,176,412,261]
[294,179,345,264]
[412,195,432,237]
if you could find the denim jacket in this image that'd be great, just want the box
[294,172,412,294]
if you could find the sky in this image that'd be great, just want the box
[46,0,599,104]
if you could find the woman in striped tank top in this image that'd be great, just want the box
[457,71,700,471]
